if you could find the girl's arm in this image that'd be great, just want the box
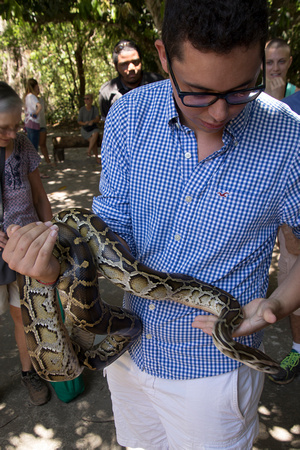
[28,168,52,221]
[35,101,42,116]
[2,168,57,282]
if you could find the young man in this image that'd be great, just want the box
[265,38,300,100]
[3,0,300,448]
[92,1,300,448]
[98,40,164,119]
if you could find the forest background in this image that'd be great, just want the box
[0,0,299,124]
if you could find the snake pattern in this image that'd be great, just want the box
[19,208,280,381]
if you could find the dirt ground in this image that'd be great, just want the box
[0,127,299,449]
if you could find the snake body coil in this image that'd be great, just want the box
[19,208,279,381]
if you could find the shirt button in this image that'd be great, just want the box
[185,195,192,203]
[174,234,181,241]
[146,334,152,339]
[149,304,155,310]
[185,152,192,159]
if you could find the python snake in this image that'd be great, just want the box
[19,208,280,381]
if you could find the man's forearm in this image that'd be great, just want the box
[268,254,300,317]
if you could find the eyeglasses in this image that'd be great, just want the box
[165,49,265,108]
[84,97,91,101]
[0,125,20,136]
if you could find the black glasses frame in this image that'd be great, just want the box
[165,49,266,108]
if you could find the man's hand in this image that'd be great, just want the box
[192,297,281,337]
[3,221,60,283]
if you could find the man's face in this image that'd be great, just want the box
[84,95,93,105]
[156,40,263,138]
[265,46,292,82]
[116,49,142,88]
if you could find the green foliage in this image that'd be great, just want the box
[0,0,299,123]
[268,0,300,86]
[0,0,163,123]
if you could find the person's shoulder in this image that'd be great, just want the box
[99,76,121,93]
[27,93,38,101]
[15,133,40,156]
[25,93,33,102]
[16,132,32,146]
[248,94,300,139]
[129,78,170,100]
[257,93,299,116]
[142,72,165,84]
[281,91,300,115]
[109,79,171,119]
[106,79,170,113]
[15,132,28,146]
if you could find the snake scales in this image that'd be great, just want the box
[19,208,279,381]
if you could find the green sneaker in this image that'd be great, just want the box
[268,349,300,385]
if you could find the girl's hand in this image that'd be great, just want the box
[2,221,60,283]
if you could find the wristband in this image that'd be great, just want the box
[37,279,56,286]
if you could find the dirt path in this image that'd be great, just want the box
[40,124,101,213]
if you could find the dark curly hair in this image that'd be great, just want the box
[162,0,268,60]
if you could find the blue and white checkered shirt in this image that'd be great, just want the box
[93,80,300,379]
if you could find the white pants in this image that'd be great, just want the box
[106,352,265,450]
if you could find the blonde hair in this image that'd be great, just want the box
[265,38,291,55]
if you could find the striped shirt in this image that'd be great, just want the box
[92,80,300,379]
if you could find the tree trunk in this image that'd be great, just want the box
[75,43,85,107]
[145,0,164,34]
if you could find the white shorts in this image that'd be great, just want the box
[106,352,265,450]
[0,280,20,315]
